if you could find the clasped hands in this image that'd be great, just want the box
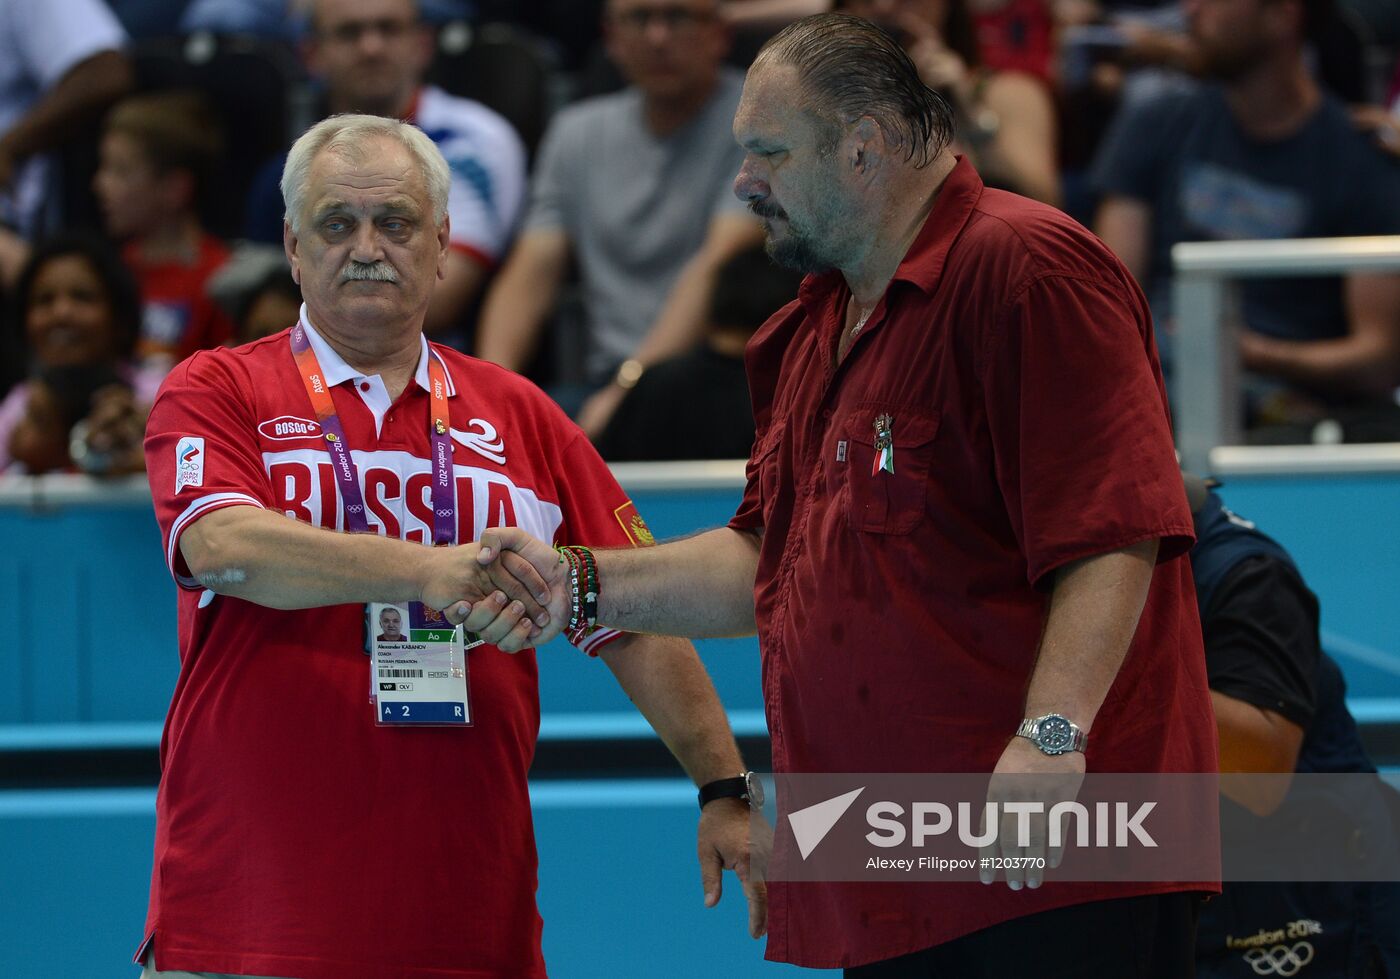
[421,527,573,651]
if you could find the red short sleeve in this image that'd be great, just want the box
[728,432,768,532]
[144,351,275,588]
[552,432,657,655]
[979,272,1195,587]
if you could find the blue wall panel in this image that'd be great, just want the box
[0,784,824,978]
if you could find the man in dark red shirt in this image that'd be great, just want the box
[480,12,1218,976]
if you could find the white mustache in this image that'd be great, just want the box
[340,261,398,282]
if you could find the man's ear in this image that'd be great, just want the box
[302,32,322,77]
[850,116,883,174]
[284,220,302,285]
[412,25,434,74]
[162,168,197,213]
[437,214,451,280]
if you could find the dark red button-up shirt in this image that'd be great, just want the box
[731,159,1218,968]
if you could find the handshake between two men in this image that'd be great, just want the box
[440,528,587,652]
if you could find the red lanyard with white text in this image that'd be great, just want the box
[290,322,456,544]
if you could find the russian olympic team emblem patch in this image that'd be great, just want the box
[175,437,205,493]
[613,501,654,547]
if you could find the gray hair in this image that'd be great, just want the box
[755,13,952,168]
[281,114,451,233]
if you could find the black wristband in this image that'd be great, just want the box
[697,772,763,811]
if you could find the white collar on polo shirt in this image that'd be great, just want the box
[297,305,456,435]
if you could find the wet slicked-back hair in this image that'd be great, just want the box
[755,12,952,168]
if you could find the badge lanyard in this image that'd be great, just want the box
[290,322,455,543]
[291,324,473,726]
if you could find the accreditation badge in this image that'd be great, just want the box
[367,602,480,726]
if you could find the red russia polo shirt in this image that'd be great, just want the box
[731,159,1219,968]
[139,314,647,978]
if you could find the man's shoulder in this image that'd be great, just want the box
[433,345,575,427]
[157,331,287,398]
[1311,95,1400,180]
[1119,82,1216,133]
[543,87,641,140]
[963,192,1124,282]
[417,85,523,151]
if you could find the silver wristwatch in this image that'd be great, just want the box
[1016,713,1087,755]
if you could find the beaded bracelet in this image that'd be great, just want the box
[557,545,600,640]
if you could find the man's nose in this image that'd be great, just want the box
[643,14,675,45]
[358,25,388,56]
[733,161,769,204]
[348,222,386,262]
[50,294,79,320]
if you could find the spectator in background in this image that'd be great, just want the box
[0,234,149,475]
[1185,474,1400,976]
[202,243,303,346]
[596,243,800,461]
[0,0,132,282]
[839,0,1060,205]
[178,0,471,39]
[231,263,302,345]
[476,0,763,440]
[96,91,235,382]
[1092,0,1400,440]
[242,0,526,341]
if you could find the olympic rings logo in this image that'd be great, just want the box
[346,504,364,514]
[1243,942,1315,976]
[435,508,452,517]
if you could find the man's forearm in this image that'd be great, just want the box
[423,252,487,337]
[595,527,760,638]
[1022,539,1160,731]
[1241,331,1400,399]
[475,239,567,371]
[602,634,745,784]
[0,51,132,165]
[180,505,536,616]
[628,216,764,368]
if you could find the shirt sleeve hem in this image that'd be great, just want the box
[448,241,497,270]
[1208,681,1316,730]
[166,493,268,589]
[1027,524,1195,590]
[574,626,625,657]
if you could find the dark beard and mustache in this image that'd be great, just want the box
[750,200,834,275]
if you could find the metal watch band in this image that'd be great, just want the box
[1016,714,1088,755]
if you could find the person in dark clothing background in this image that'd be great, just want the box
[1186,473,1400,977]
[596,243,801,462]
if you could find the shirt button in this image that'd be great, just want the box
[360,382,370,392]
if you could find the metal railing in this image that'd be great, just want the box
[1171,235,1400,474]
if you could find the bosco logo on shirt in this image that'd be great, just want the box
[175,437,205,493]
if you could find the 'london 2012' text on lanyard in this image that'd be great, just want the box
[290,323,455,544]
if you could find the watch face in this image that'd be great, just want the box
[745,771,766,809]
[1038,715,1074,753]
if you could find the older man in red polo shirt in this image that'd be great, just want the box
[469,12,1218,976]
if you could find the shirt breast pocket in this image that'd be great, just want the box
[843,405,939,535]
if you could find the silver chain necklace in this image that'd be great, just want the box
[852,304,874,336]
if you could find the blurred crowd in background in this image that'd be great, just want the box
[1,0,1398,478]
